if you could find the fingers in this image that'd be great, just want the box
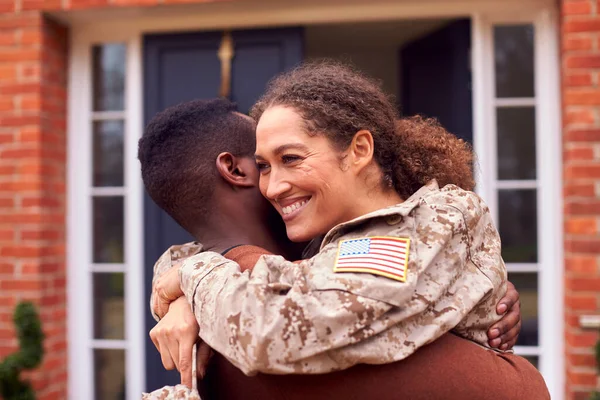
[488,302,522,348]
[196,342,213,379]
[150,325,179,371]
[497,281,519,315]
[179,340,194,388]
[498,319,521,350]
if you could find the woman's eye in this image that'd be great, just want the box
[256,162,270,173]
[281,155,302,164]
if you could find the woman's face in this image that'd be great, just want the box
[255,106,362,242]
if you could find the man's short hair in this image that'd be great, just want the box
[138,98,256,232]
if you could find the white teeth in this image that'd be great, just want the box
[282,200,308,215]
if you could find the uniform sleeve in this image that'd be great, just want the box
[149,242,203,322]
[177,198,502,375]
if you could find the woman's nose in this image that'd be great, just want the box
[265,169,292,200]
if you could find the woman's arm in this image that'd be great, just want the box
[159,190,506,376]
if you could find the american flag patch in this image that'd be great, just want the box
[333,236,410,282]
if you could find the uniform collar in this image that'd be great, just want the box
[319,180,440,250]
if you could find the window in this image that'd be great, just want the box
[68,39,144,399]
[472,12,563,397]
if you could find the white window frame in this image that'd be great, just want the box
[471,9,563,398]
[65,0,562,399]
[67,35,145,400]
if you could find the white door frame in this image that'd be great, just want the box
[65,0,562,398]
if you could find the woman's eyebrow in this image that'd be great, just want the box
[255,143,309,160]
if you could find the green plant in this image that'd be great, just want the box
[0,302,45,400]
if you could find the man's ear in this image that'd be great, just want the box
[349,130,375,172]
[215,152,256,188]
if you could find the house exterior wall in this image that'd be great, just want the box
[561,1,600,398]
[0,1,598,399]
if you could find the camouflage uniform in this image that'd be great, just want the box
[142,345,202,399]
[155,181,507,376]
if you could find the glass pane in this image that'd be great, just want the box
[93,44,126,112]
[496,107,536,180]
[507,272,538,346]
[93,120,124,187]
[94,349,126,400]
[498,189,537,262]
[93,196,125,263]
[523,356,539,369]
[494,25,534,98]
[93,273,125,340]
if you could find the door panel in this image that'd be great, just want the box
[142,27,303,391]
[400,19,472,143]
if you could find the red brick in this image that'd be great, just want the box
[0,279,40,291]
[564,71,594,86]
[0,83,39,95]
[22,0,63,11]
[566,277,600,291]
[565,218,597,234]
[564,147,595,161]
[563,109,596,126]
[566,55,600,69]
[0,48,39,62]
[111,0,159,4]
[0,245,41,257]
[0,263,14,274]
[568,353,598,368]
[567,369,598,386]
[0,132,14,144]
[564,18,600,33]
[565,128,600,141]
[0,31,16,46]
[563,36,594,52]
[565,200,600,215]
[0,181,40,192]
[565,256,599,274]
[68,0,110,9]
[0,15,42,30]
[565,294,597,310]
[563,0,593,15]
[0,65,17,81]
[565,90,600,105]
[0,2,16,13]
[565,238,600,252]
[0,148,40,159]
[565,164,600,179]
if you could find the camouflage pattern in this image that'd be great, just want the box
[166,181,507,376]
[141,344,202,399]
[150,241,204,321]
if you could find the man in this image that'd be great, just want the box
[139,99,529,399]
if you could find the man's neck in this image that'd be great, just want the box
[191,212,289,257]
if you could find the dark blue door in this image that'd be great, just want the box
[142,27,303,391]
[400,19,472,143]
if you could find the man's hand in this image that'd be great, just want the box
[153,262,184,320]
[149,296,213,388]
[487,281,521,350]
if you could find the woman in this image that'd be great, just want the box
[153,62,549,396]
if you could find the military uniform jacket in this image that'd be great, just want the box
[152,181,507,376]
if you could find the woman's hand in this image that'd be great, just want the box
[153,262,184,320]
[487,281,521,350]
[149,296,213,388]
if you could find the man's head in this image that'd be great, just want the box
[138,99,260,235]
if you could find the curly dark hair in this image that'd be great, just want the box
[250,61,474,199]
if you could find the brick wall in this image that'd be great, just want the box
[562,0,600,399]
[0,10,68,400]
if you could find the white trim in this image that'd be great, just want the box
[514,346,541,356]
[91,339,128,349]
[92,111,127,121]
[534,8,564,398]
[67,33,94,400]
[495,180,538,189]
[90,187,126,196]
[472,10,564,400]
[91,264,126,273]
[506,263,539,273]
[124,33,146,400]
[494,98,537,107]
